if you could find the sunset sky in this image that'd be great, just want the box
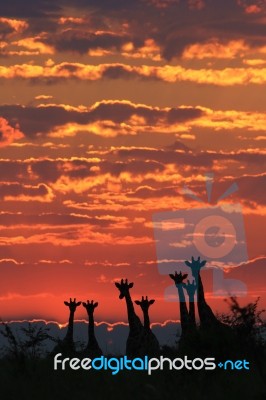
[0,0,265,325]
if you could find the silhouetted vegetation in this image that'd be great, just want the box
[0,321,53,360]
[0,296,265,399]
[219,296,266,345]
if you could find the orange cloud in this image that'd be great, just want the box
[245,4,261,14]
[0,17,28,33]
[146,0,180,9]
[0,183,54,202]
[0,117,24,147]
[0,41,7,49]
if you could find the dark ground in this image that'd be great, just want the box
[0,354,265,400]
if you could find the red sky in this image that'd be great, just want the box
[0,0,265,324]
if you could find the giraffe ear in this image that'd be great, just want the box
[200,260,207,268]
[169,274,175,281]
[76,301,81,306]
[185,260,192,267]
[94,302,98,308]
[183,273,188,280]
[149,299,155,305]
[115,282,120,289]
[129,282,134,288]
[82,302,87,308]
[135,300,141,305]
[64,301,69,306]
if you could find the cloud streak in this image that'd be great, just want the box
[1,61,266,86]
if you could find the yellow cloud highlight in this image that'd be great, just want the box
[122,39,161,61]
[42,100,266,138]
[48,121,136,138]
[243,59,266,66]
[88,48,113,57]
[3,184,54,203]
[155,65,266,85]
[12,37,55,55]
[0,61,266,86]
[254,136,266,141]
[193,107,266,131]
[180,133,196,140]
[183,40,249,59]
[58,17,85,24]
[35,95,54,100]
[51,174,109,194]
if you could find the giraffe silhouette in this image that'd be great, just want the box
[62,298,81,350]
[169,271,195,340]
[185,256,228,330]
[82,300,102,358]
[115,278,147,358]
[135,296,160,356]
[183,279,197,329]
[52,297,81,354]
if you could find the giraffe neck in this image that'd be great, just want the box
[197,273,206,302]
[88,312,96,341]
[142,309,150,331]
[86,310,102,355]
[188,295,196,328]
[65,309,75,342]
[195,271,220,326]
[176,284,190,331]
[124,292,143,333]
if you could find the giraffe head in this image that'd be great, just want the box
[185,256,206,278]
[64,298,81,312]
[135,296,155,312]
[115,278,133,299]
[82,300,99,314]
[169,271,188,286]
[183,279,197,297]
